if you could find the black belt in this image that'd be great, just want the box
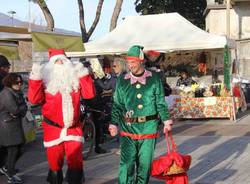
[43,117,63,128]
[124,114,158,123]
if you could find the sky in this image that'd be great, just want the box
[0,0,138,40]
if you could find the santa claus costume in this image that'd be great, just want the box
[28,48,95,184]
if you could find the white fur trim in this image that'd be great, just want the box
[49,54,67,64]
[29,72,42,80]
[61,93,74,128]
[43,128,84,147]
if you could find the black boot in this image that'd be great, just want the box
[65,169,84,184]
[95,146,107,154]
[47,170,63,184]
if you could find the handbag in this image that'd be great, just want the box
[151,131,192,180]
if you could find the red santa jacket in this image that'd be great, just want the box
[28,71,95,147]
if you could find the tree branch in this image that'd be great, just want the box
[87,0,104,41]
[37,0,54,31]
[110,0,123,31]
[78,0,88,42]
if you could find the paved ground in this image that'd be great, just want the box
[1,112,250,184]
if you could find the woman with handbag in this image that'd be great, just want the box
[0,73,27,184]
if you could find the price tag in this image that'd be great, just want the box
[204,97,217,106]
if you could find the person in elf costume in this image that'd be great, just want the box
[109,45,173,184]
[28,48,96,184]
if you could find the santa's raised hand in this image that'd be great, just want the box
[30,62,44,80]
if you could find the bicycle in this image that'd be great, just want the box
[80,104,96,159]
[80,103,111,159]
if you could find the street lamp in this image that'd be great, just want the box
[28,0,31,32]
[7,10,16,26]
[226,0,231,37]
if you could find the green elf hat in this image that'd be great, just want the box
[126,45,144,62]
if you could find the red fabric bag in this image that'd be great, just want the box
[151,131,192,184]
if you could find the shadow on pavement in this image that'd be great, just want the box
[189,133,250,182]
[195,168,237,184]
[177,131,219,155]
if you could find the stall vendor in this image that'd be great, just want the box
[176,69,196,87]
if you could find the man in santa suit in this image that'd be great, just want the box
[28,48,96,184]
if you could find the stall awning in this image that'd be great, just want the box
[82,13,236,56]
[31,32,84,52]
[0,43,19,60]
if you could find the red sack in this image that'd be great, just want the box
[151,132,191,183]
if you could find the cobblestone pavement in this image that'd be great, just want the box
[1,114,250,184]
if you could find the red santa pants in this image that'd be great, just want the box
[46,141,83,171]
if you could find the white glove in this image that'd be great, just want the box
[75,62,89,78]
[163,119,173,133]
[30,62,44,80]
[109,124,118,137]
[75,62,84,71]
[105,73,111,80]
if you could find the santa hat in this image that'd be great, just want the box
[146,50,161,57]
[126,45,144,62]
[48,48,67,63]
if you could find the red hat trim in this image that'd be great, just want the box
[126,56,144,62]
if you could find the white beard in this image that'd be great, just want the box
[42,59,79,128]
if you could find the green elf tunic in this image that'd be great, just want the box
[111,69,170,184]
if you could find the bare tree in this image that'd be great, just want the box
[30,0,54,31]
[110,0,123,31]
[77,0,104,42]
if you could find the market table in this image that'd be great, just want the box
[169,97,240,120]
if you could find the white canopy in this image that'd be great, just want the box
[0,32,31,40]
[79,13,235,57]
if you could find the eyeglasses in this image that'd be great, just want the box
[15,81,23,85]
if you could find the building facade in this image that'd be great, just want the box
[205,0,250,79]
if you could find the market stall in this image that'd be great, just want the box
[68,13,242,121]
[164,46,246,121]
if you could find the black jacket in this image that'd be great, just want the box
[0,71,7,92]
[0,87,27,146]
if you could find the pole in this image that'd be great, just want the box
[226,0,231,37]
[7,11,16,26]
[28,0,31,32]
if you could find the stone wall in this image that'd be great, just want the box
[9,41,33,72]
